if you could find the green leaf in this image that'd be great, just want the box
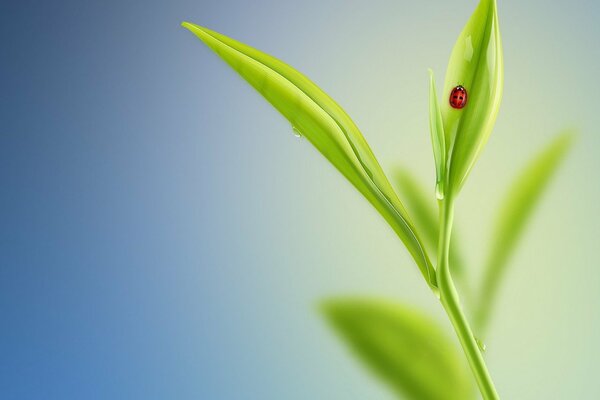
[428,70,446,199]
[441,0,503,195]
[474,132,575,332]
[393,169,468,294]
[182,22,436,287]
[321,298,474,400]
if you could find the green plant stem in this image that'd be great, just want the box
[437,195,499,400]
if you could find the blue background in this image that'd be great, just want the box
[1,0,599,398]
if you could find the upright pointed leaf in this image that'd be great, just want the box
[321,298,474,400]
[428,70,446,199]
[475,132,575,332]
[441,0,503,195]
[182,23,436,286]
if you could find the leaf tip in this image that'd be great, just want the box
[181,21,209,37]
[181,21,195,30]
[561,128,579,143]
[548,129,578,158]
[317,298,338,317]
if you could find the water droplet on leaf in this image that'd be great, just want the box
[292,126,303,138]
[475,337,487,352]
[435,181,444,200]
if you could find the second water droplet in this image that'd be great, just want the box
[292,126,303,138]
[435,181,444,200]
[475,337,487,352]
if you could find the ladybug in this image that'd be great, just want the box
[449,85,467,109]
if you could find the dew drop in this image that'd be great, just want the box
[435,181,444,200]
[475,337,487,352]
[292,126,303,138]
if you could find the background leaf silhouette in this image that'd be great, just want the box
[321,298,474,400]
[474,132,575,332]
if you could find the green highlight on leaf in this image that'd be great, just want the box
[474,131,575,332]
[321,298,474,400]
[182,22,436,288]
[442,0,503,195]
[428,70,446,200]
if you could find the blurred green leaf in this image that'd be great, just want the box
[321,298,474,400]
[442,0,503,195]
[475,132,575,331]
[393,169,468,292]
[182,22,436,288]
[428,69,446,199]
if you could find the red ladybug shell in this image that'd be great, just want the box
[449,86,467,109]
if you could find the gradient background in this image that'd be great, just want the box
[1,0,598,398]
